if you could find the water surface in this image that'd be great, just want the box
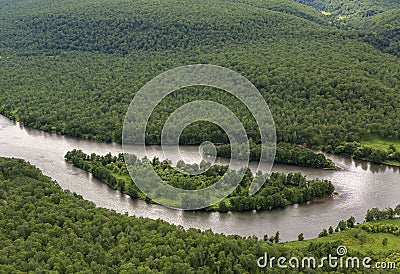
[1,114,399,241]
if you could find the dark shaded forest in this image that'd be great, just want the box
[207,142,336,168]
[1,0,400,272]
[0,0,399,162]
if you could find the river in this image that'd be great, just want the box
[1,114,399,241]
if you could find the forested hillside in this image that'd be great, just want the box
[295,0,400,56]
[1,157,399,272]
[295,0,400,18]
[0,0,399,157]
[360,8,400,56]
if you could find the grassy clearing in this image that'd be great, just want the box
[285,219,400,257]
[383,160,400,167]
[359,134,400,166]
[360,134,400,151]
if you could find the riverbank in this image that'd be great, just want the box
[285,218,400,270]
[307,193,335,204]
[360,135,400,167]
[0,111,339,170]
[6,109,400,169]
[1,113,400,241]
[2,156,399,273]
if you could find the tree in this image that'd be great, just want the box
[130,188,139,199]
[268,236,275,243]
[388,144,396,153]
[386,207,395,219]
[275,231,280,243]
[318,229,328,238]
[347,216,355,228]
[359,233,367,245]
[366,208,383,222]
[298,233,304,241]
[218,200,229,213]
[382,238,388,247]
[395,204,400,216]
[338,220,347,231]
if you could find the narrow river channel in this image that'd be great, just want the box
[1,114,399,241]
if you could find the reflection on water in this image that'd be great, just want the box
[328,152,400,174]
[0,114,399,241]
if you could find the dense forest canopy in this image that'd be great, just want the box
[295,0,400,17]
[295,0,400,55]
[1,157,400,272]
[0,0,399,157]
[1,0,400,271]
[359,8,400,56]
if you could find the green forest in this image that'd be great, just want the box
[296,0,400,55]
[64,150,335,212]
[1,157,399,273]
[1,0,400,272]
[0,0,399,164]
[209,142,336,168]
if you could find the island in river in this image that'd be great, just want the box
[65,150,335,212]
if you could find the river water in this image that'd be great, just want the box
[1,114,399,241]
